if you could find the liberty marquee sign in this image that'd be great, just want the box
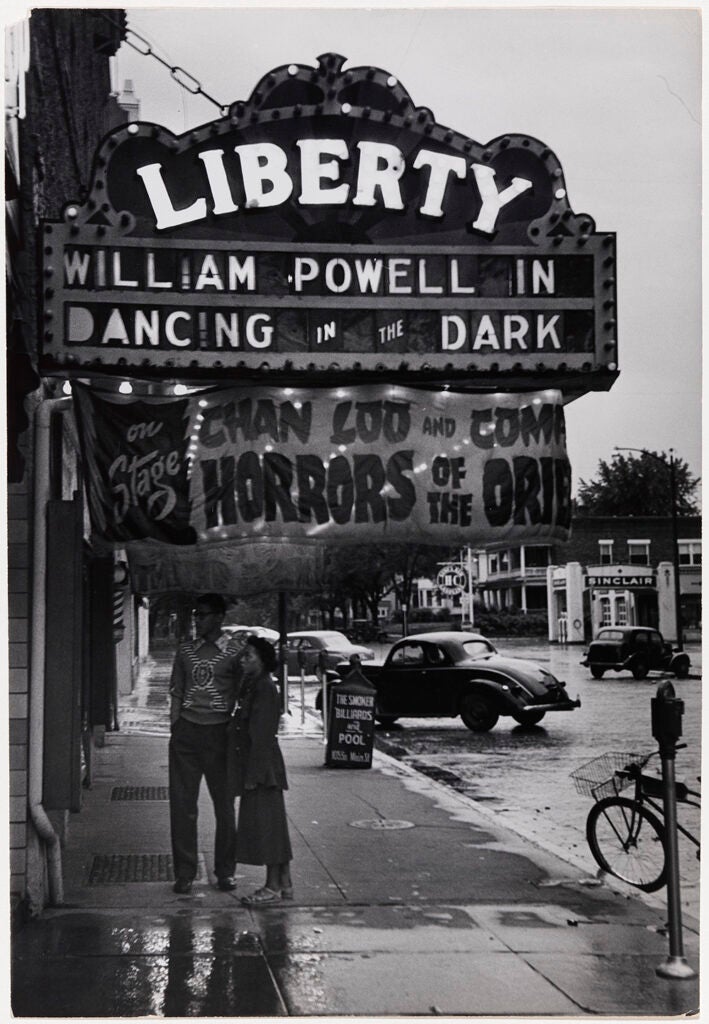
[42,53,617,391]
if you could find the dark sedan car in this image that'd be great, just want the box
[287,630,376,674]
[581,627,690,680]
[320,631,580,732]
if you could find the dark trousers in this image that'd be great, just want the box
[169,718,236,881]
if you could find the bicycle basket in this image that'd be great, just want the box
[570,751,652,800]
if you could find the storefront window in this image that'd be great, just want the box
[681,595,702,630]
[615,596,628,625]
[600,596,612,626]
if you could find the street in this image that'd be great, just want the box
[364,638,702,920]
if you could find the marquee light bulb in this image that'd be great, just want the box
[118,381,133,395]
[173,383,188,396]
[62,380,72,395]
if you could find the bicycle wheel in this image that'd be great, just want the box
[586,796,667,892]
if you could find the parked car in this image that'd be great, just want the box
[581,627,690,680]
[287,630,376,674]
[348,619,389,643]
[222,625,280,644]
[317,631,580,732]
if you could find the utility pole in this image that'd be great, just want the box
[466,546,474,628]
[668,451,683,651]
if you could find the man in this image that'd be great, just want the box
[169,593,242,894]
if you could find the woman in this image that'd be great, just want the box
[229,635,293,904]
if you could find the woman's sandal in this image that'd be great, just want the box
[241,886,281,905]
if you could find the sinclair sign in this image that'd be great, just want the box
[41,53,617,392]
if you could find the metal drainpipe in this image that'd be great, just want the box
[28,395,71,908]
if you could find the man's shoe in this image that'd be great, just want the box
[173,878,193,894]
[217,876,237,891]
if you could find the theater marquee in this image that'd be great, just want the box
[42,53,617,393]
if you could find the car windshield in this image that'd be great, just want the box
[597,630,625,641]
[460,639,496,659]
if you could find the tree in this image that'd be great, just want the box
[318,544,453,626]
[385,544,447,615]
[320,546,396,626]
[575,450,700,516]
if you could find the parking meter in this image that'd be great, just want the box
[297,647,306,724]
[651,681,684,758]
[649,682,695,978]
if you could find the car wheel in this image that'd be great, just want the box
[631,658,649,680]
[590,665,605,680]
[460,693,499,732]
[673,656,690,680]
[512,709,546,727]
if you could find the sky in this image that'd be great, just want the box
[9,1,704,495]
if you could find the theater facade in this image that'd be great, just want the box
[11,37,618,917]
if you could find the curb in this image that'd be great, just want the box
[370,733,701,933]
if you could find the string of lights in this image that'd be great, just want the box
[99,11,228,115]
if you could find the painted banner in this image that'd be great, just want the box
[73,383,571,548]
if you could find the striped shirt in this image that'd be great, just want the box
[170,633,242,725]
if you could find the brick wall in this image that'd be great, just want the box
[8,392,39,918]
[555,515,701,567]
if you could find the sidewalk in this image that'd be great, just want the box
[11,661,700,1017]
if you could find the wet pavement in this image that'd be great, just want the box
[370,637,703,923]
[10,645,701,1018]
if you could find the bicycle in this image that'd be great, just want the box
[570,748,700,892]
